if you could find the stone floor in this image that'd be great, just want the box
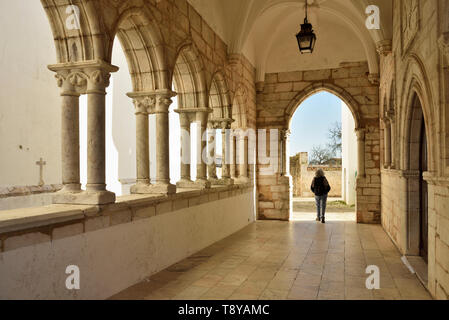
[110,199,432,300]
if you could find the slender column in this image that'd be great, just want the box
[50,61,118,204]
[383,118,392,168]
[237,135,249,183]
[195,110,211,188]
[153,90,176,194]
[179,112,192,183]
[230,136,237,179]
[356,128,366,178]
[57,73,83,193]
[221,120,234,185]
[128,94,155,193]
[280,129,291,176]
[207,122,219,183]
[387,110,396,169]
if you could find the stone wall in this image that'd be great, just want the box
[290,153,342,198]
[378,0,449,299]
[256,62,380,222]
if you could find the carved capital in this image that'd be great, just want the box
[376,40,392,56]
[49,60,118,95]
[438,32,449,61]
[368,73,380,86]
[154,90,176,113]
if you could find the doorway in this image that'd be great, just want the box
[419,118,428,262]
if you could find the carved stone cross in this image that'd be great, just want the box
[36,157,46,186]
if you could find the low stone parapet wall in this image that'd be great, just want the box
[0,183,255,299]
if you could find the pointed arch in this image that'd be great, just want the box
[209,70,232,120]
[231,85,248,129]
[171,41,208,109]
[400,54,437,173]
[284,82,361,130]
[41,0,108,62]
[109,7,169,91]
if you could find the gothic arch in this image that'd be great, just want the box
[400,54,437,173]
[109,7,168,91]
[41,0,109,62]
[284,82,361,130]
[171,41,208,109]
[209,70,232,120]
[231,85,248,129]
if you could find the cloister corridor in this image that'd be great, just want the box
[111,200,431,300]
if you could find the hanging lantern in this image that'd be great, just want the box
[296,1,316,54]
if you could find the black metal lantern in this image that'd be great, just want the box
[296,1,316,54]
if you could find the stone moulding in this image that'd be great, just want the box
[0,183,252,253]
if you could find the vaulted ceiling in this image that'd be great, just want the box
[188,0,392,80]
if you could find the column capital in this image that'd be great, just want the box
[385,109,395,122]
[49,60,118,94]
[127,92,156,115]
[376,40,392,56]
[355,128,366,140]
[281,129,291,141]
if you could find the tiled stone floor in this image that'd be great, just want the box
[111,200,431,300]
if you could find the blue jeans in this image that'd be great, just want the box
[315,195,328,219]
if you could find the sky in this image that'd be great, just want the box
[289,91,343,157]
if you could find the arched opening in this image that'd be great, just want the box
[288,91,358,222]
[207,72,232,182]
[172,44,209,188]
[406,92,429,263]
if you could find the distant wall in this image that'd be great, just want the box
[290,152,342,198]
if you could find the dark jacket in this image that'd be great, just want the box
[311,176,331,196]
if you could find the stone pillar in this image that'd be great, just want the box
[152,90,176,194]
[127,93,155,194]
[195,110,211,188]
[383,118,392,168]
[207,121,219,184]
[230,136,237,179]
[220,120,234,185]
[56,72,84,193]
[356,128,366,178]
[237,135,249,183]
[178,112,192,185]
[387,110,396,169]
[281,129,291,176]
[49,60,118,205]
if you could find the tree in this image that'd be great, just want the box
[309,145,333,165]
[327,121,342,157]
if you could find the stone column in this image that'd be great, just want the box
[152,90,176,194]
[49,60,118,205]
[53,70,85,194]
[387,110,396,169]
[237,134,249,183]
[221,120,234,185]
[356,128,366,178]
[281,129,291,176]
[230,136,237,179]
[195,110,211,188]
[207,121,219,184]
[128,93,155,194]
[177,111,192,185]
[383,118,392,168]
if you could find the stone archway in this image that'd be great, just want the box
[256,64,380,223]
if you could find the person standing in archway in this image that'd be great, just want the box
[311,169,331,223]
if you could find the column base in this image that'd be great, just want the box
[53,190,116,205]
[208,177,220,185]
[212,178,234,186]
[137,183,177,195]
[235,177,250,184]
[177,179,211,189]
